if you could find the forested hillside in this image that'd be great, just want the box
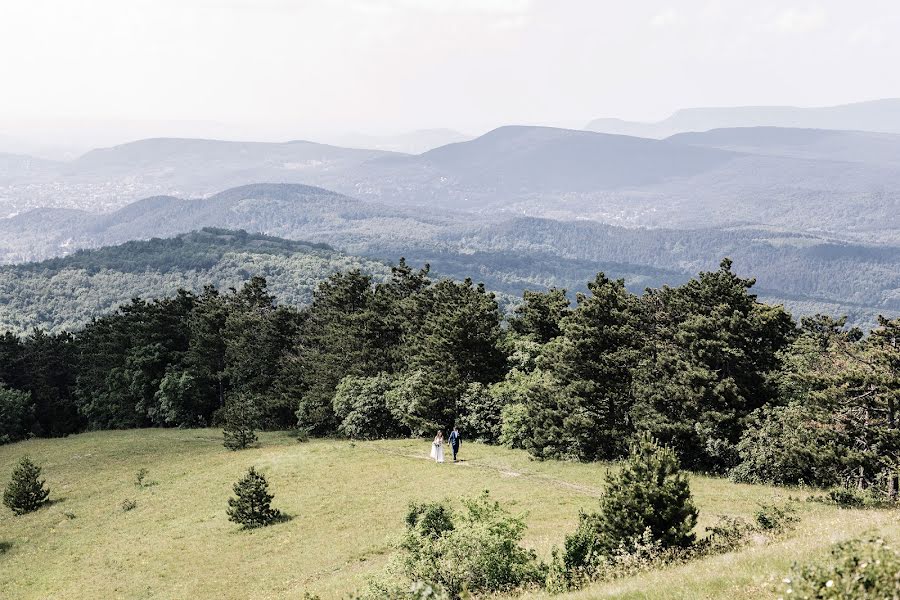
[0,229,391,333]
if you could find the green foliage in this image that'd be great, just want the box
[734,315,900,489]
[807,486,895,509]
[226,467,281,529]
[369,492,544,599]
[782,538,900,599]
[222,395,260,451]
[333,374,405,439]
[405,501,455,539]
[499,403,529,449]
[456,383,504,443]
[0,385,33,445]
[731,403,845,486]
[563,433,697,573]
[508,288,570,344]
[3,456,50,515]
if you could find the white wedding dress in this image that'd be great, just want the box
[430,439,445,463]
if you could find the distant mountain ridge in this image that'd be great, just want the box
[2,122,899,244]
[586,99,900,138]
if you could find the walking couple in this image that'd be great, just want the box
[430,427,461,463]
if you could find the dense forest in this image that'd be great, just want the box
[1,257,898,495]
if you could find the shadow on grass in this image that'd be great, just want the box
[45,497,68,508]
[0,541,11,554]
[233,512,295,532]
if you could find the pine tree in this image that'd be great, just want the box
[564,432,697,568]
[3,456,50,515]
[595,432,697,553]
[226,467,281,528]
[222,395,260,451]
[533,273,643,460]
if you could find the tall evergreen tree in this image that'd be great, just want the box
[509,288,571,344]
[631,259,795,470]
[527,274,642,460]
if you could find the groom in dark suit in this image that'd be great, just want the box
[449,426,461,462]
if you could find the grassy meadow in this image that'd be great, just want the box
[0,429,896,599]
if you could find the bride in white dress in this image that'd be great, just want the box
[430,430,445,463]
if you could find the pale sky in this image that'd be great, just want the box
[2,0,900,145]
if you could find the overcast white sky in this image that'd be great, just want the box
[2,0,899,144]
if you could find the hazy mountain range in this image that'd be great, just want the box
[585,98,900,138]
[2,124,899,243]
[1,101,898,328]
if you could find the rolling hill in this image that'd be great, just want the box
[0,430,896,599]
[667,127,900,165]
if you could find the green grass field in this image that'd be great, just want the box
[0,430,896,599]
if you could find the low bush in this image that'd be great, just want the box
[365,492,544,599]
[754,501,799,532]
[808,485,896,509]
[121,498,137,512]
[781,538,900,598]
[3,456,50,515]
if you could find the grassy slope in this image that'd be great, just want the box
[0,430,896,599]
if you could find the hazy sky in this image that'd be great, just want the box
[2,0,900,143]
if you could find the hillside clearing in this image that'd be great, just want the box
[0,430,895,599]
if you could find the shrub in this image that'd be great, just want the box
[3,456,50,515]
[560,433,697,576]
[699,515,757,554]
[333,374,404,439]
[222,395,260,451]
[405,501,454,539]
[754,501,799,532]
[121,498,137,512]
[499,403,529,449]
[782,538,900,598]
[809,486,895,509]
[134,468,157,488]
[0,385,33,445]
[227,467,281,528]
[367,492,543,598]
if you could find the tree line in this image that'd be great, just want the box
[1,258,898,493]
